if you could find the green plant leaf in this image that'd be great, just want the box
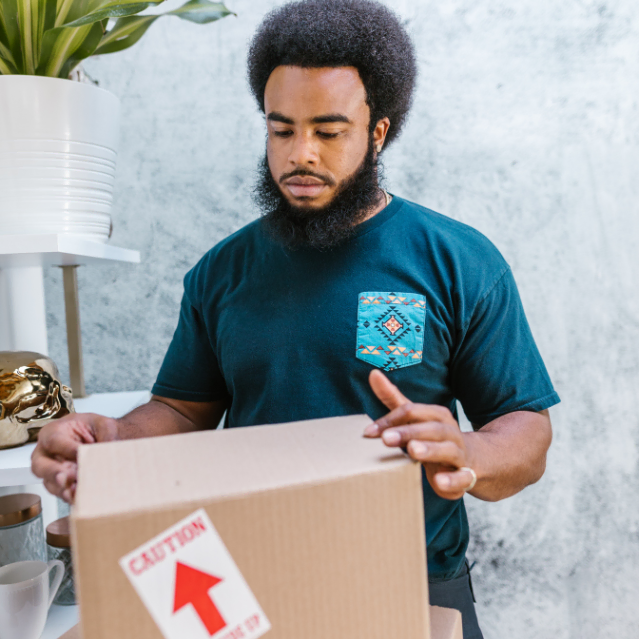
[93,13,156,54]
[2,0,233,75]
[0,2,11,48]
[16,0,36,72]
[0,32,18,72]
[36,0,57,62]
[10,0,56,73]
[168,0,233,24]
[0,3,18,67]
[37,17,104,76]
[1,2,19,70]
[0,33,18,72]
[0,36,12,59]
[92,0,232,56]
[55,17,104,76]
[60,0,163,28]
[54,0,77,27]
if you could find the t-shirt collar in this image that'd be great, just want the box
[349,193,403,239]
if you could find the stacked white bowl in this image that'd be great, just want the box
[0,76,120,243]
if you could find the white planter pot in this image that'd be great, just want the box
[0,76,120,243]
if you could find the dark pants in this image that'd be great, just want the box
[429,562,484,639]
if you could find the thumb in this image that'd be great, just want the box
[369,369,410,410]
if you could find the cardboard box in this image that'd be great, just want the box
[61,607,462,639]
[430,606,463,639]
[60,607,462,639]
[72,415,433,639]
[60,626,81,639]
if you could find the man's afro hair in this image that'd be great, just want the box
[247,0,417,148]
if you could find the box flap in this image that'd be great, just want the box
[75,414,411,519]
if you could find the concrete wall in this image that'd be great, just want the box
[43,1,639,636]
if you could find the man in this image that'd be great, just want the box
[32,1,560,637]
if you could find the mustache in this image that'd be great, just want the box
[279,168,336,187]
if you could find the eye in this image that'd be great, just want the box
[272,130,293,138]
[317,131,339,139]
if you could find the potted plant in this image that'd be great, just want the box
[0,0,232,241]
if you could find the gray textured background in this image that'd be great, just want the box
[43,1,639,636]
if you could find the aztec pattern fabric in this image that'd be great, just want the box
[356,292,426,371]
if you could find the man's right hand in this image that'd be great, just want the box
[31,396,228,503]
[31,413,119,503]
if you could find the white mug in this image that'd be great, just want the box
[0,560,65,639]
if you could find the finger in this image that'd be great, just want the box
[41,461,76,499]
[433,468,476,495]
[31,451,68,488]
[380,421,461,447]
[379,403,455,431]
[62,484,76,504]
[46,479,76,505]
[366,401,456,437]
[54,460,78,486]
[364,399,421,437]
[32,454,77,498]
[406,440,465,467]
[43,478,65,500]
[368,369,410,411]
[37,424,88,463]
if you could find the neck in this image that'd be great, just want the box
[355,188,388,226]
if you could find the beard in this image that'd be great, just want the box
[253,137,382,250]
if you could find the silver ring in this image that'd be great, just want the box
[459,467,477,491]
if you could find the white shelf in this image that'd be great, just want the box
[41,604,78,639]
[0,237,142,639]
[0,234,140,268]
[1,391,150,638]
[0,390,151,487]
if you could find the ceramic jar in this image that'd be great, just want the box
[0,494,47,568]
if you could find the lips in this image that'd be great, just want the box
[283,176,328,199]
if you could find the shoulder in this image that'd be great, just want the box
[391,198,512,327]
[183,219,264,302]
[395,197,510,287]
[399,197,508,268]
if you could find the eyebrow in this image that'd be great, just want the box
[267,112,352,125]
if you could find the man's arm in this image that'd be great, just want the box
[364,370,552,502]
[118,395,227,438]
[31,396,228,502]
[465,409,551,501]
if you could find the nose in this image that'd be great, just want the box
[288,131,319,166]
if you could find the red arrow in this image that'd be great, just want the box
[173,562,226,636]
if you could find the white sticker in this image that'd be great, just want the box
[120,509,271,639]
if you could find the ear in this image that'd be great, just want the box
[373,117,391,153]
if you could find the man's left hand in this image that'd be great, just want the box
[364,369,476,500]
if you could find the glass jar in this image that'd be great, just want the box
[0,493,47,568]
[47,516,75,605]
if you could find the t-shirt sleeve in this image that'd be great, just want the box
[151,286,230,403]
[450,267,560,426]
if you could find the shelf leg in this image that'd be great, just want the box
[0,266,48,354]
[61,265,86,399]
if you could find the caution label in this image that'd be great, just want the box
[120,509,270,639]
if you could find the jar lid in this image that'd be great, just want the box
[0,493,42,528]
[46,516,71,547]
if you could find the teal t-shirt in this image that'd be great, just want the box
[152,195,560,581]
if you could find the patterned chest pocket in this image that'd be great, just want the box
[356,292,426,371]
